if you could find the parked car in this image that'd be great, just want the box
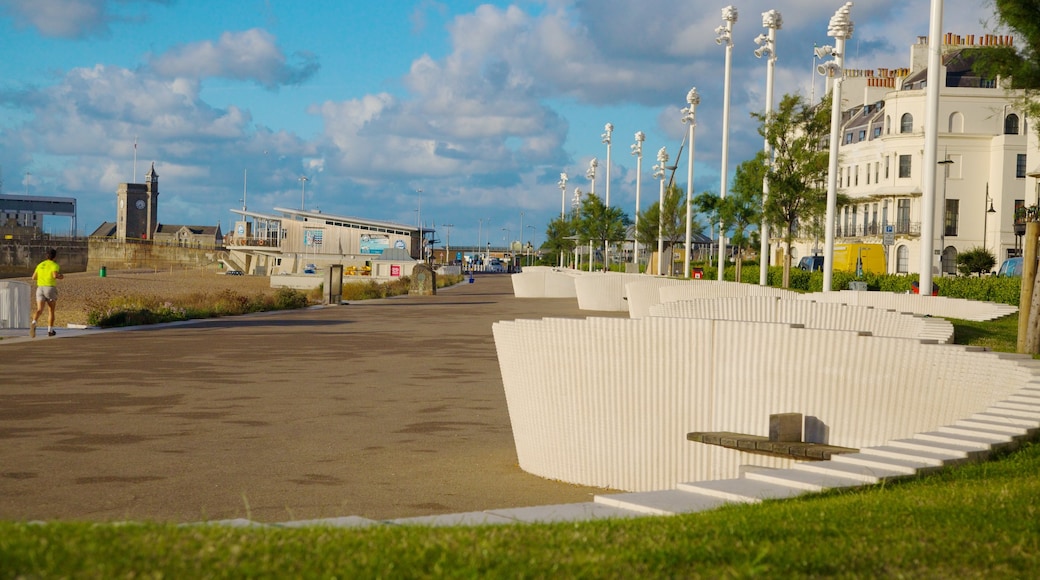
[997,256,1023,277]
[797,255,824,272]
[487,258,506,273]
[225,269,244,276]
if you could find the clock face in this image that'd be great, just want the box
[135,200,146,210]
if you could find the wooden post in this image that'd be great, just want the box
[1017,222,1039,352]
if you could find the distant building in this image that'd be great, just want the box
[91,162,222,247]
[0,194,77,235]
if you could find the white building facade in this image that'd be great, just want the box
[787,34,1030,275]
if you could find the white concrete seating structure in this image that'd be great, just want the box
[573,272,650,312]
[492,316,1038,492]
[0,280,31,329]
[799,290,1018,322]
[510,266,580,298]
[649,296,955,344]
[626,279,800,319]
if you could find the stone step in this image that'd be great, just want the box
[914,430,1009,449]
[594,490,730,516]
[486,502,647,524]
[859,444,967,466]
[791,460,907,484]
[675,478,806,503]
[743,468,865,492]
[1008,392,1040,404]
[886,437,988,459]
[831,452,938,475]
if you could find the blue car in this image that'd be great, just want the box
[997,257,1023,277]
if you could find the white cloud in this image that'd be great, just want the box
[0,0,169,39]
[149,29,320,89]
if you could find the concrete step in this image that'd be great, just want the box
[791,459,908,484]
[986,404,1040,420]
[859,444,967,467]
[831,452,938,475]
[485,502,647,524]
[675,478,806,503]
[973,410,1040,427]
[991,401,1040,415]
[914,430,1009,449]
[955,416,1034,436]
[1008,392,1040,404]
[886,437,988,459]
[743,468,866,492]
[594,490,730,516]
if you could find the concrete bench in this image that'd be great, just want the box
[574,272,647,312]
[799,290,1017,322]
[493,316,1037,492]
[649,296,955,343]
[510,266,579,298]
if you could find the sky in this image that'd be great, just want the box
[0,0,1005,247]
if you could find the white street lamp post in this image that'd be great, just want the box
[715,6,738,281]
[298,176,308,210]
[919,0,944,295]
[631,131,645,270]
[586,158,598,271]
[821,2,853,293]
[602,123,613,268]
[443,223,453,266]
[681,88,700,279]
[573,187,584,270]
[756,9,782,286]
[654,147,668,276]
[557,172,567,267]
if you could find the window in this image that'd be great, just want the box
[898,154,911,178]
[885,115,891,135]
[1017,154,1027,178]
[897,245,909,273]
[845,132,854,144]
[897,199,911,233]
[854,165,859,186]
[885,156,891,179]
[900,113,913,133]
[858,130,866,141]
[945,199,959,237]
[1005,113,1020,135]
[873,126,882,138]
[874,162,879,183]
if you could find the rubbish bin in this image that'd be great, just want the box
[99,266,107,278]
[692,267,703,279]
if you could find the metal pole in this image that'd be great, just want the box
[919,0,945,295]
[716,7,738,281]
[682,88,700,279]
[654,147,668,276]
[758,10,782,286]
[632,132,645,270]
[822,3,854,293]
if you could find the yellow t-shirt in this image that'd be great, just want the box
[34,259,61,287]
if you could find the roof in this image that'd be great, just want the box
[90,221,117,237]
[155,224,222,236]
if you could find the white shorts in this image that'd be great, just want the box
[36,286,58,303]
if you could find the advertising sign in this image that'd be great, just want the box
[390,264,401,277]
[304,229,323,247]
[360,234,390,254]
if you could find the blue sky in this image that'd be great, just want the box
[0,0,1002,246]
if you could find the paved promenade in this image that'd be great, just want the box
[0,274,622,523]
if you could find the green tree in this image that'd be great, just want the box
[574,193,629,272]
[636,184,686,276]
[753,93,831,288]
[721,152,767,281]
[957,246,997,277]
[542,215,576,268]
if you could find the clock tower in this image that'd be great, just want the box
[116,162,160,240]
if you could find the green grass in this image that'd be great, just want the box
[2,295,1036,577]
[2,443,1039,577]
[86,287,311,328]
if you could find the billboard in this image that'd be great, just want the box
[360,234,390,254]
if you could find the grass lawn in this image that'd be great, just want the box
[0,314,1035,577]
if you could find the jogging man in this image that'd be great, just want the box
[31,248,64,338]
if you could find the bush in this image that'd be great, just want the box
[86,288,312,328]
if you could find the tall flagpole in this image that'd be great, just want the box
[133,136,138,182]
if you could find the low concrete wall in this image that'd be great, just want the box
[510,266,579,298]
[494,316,1035,491]
[649,296,955,343]
[0,238,88,277]
[87,238,221,272]
[0,280,31,328]
[799,290,1018,322]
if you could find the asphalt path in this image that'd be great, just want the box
[0,274,623,523]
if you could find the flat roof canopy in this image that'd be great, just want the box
[0,194,76,217]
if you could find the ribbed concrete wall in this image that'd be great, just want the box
[650,297,955,343]
[573,272,646,312]
[0,280,31,328]
[624,278,689,319]
[800,290,1017,322]
[658,281,800,305]
[494,317,1032,491]
[510,267,580,298]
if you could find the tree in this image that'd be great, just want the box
[542,215,576,268]
[636,184,687,276]
[574,193,629,272]
[753,93,831,288]
[721,152,767,281]
[956,247,997,277]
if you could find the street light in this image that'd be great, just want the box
[756,9,782,286]
[653,147,668,276]
[442,223,453,266]
[821,2,853,293]
[681,87,700,279]
[526,224,536,266]
[557,172,568,267]
[586,158,598,197]
[602,123,613,267]
[631,131,645,270]
[715,5,738,281]
[573,187,585,270]
[298,176,308,210]
[983,183,996,259]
